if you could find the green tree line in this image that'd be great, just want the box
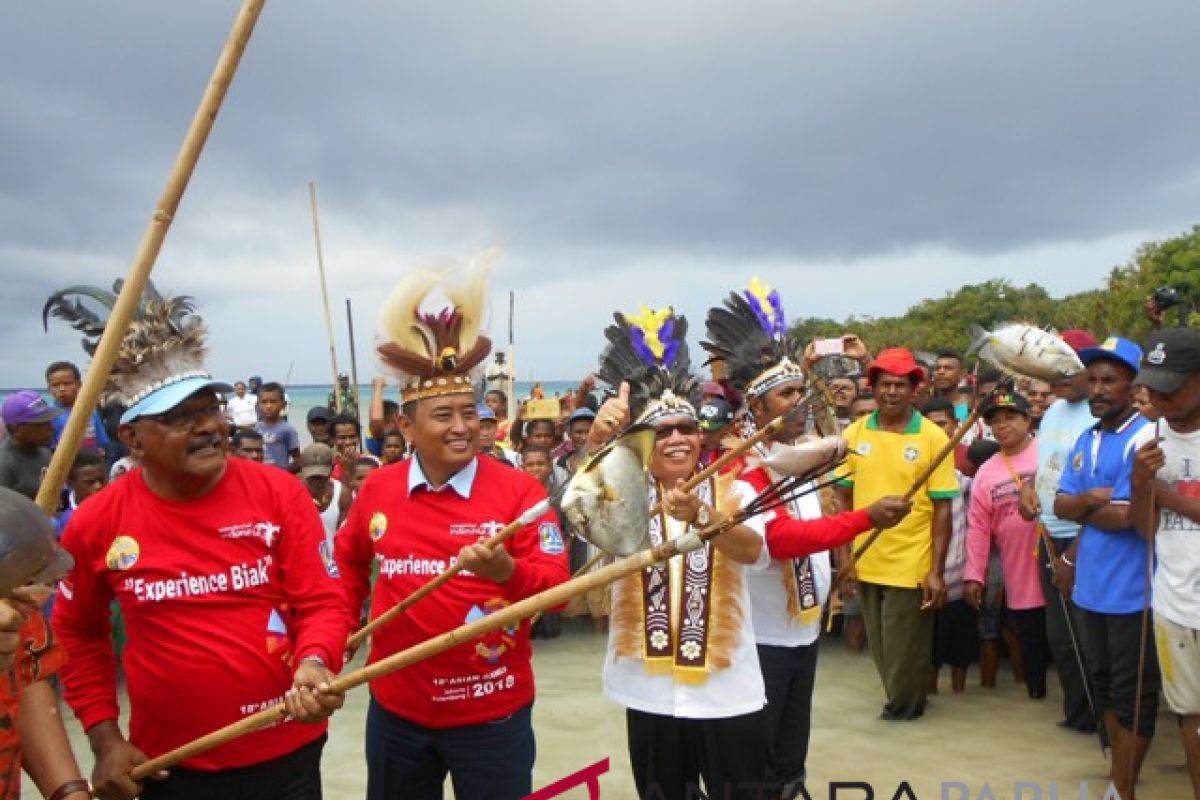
[791,225,1200,357]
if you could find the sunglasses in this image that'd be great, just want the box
[655,422,700,440]
[145,402,224,431]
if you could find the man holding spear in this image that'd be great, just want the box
[53,295,350,800]
[335,256,568,800]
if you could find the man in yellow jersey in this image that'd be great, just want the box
[836,347,959,720]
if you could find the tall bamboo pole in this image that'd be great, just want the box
[34,0,269,516]
[308,181,342,413]
[345,298,362,425]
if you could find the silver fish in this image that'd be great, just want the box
[559,427,656,556]
[969,323,1084,382]
[0,487,74,598]
[744,436,847,478]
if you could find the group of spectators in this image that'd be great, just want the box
[3,309,1200,799]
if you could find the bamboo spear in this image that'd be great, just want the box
[308,181,342,413]
[349,391,816,647]
[831,400,984,594]
[133,509,744,779]
[33,0,268,516]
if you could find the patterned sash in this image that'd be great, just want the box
[759,442,824,625]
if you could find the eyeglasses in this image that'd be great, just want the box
[145,402,224,431]
[655,422,700,440]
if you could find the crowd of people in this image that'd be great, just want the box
[0,276,1197,800]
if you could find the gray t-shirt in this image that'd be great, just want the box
[255,420,300,469]
[0,437,52,500]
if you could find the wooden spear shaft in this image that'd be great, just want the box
[33,0,268,516]
[308,181,342,413]
[351,402,798,645]
[133,518,732,779]
[831,402,983,593]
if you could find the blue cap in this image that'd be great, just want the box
[1078,336,1143,375]
[477,404,497,421]
[120,375,233,424]
[567,407,597,424]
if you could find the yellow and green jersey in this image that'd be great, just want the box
[836,410,959,587]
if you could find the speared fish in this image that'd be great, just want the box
[968,323,1084,382]
[744,436,848,478]
[558,426,657,556]
[0,487,74,598]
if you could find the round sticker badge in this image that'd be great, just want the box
[369,512,388,542]
[106,535,140,571]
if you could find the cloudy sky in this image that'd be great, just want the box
[3,1,1198,389]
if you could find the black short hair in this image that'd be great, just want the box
[383,429,405,441]
[46,361,81,382]
[69,448,103,476]
[853,392,875,402]
[485,389,507,403]
[258,381,285,399]
[526,419,556,436]
[232,428,263,446]
[935,350,964,365]
[352,456,379,471]
[330,413,361,437]
[382,400,399,418]
[967,439,1001,469]
[976,368,1002,385]
[521,445,552,459]
[920,397,956,417]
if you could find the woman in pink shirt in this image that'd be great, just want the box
[964,392,1048,699]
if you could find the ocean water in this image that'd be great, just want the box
[281,381,578,445]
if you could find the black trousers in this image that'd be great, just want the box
[1078,607,1161,738]
[1039,537,1097,728]
[757,642,819,789]
[141,734,324,800]
[1008,606,1050,698]
[625,707,771,800]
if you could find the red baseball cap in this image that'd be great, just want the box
[1060,329,1097,354]
[867,348,926,384]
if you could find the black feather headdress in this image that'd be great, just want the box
[596,305,699,424]
[703,277,804,398]
[43,279,228,423]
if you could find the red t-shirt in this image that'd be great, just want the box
[738,462,873,559]
[336,456,569,728]
[0,611,66,800]
[54,457,350,770]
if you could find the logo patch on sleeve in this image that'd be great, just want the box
[318,540,340,578]
[538,522,565,555]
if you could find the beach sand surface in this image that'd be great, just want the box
[34,623,1192,799]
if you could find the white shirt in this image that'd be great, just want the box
[603,479,769,719]
[748,481,830,647]
[1130,423,1200,627]
[318,481,343,546]
[226,393,258,427]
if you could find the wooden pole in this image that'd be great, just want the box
[133,514,734,779]
[345,298,362,425]
[33,0,269,516]
[308,181,342,413]
[353,399,804,644]
[831,402,984,593]
[506,290,516,414]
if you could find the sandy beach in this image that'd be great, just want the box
[35,619,1191,800]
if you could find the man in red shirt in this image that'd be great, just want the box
[337,257,568,800]
[53,295,349,800]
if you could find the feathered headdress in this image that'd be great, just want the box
[43,279,229,423]
[597,305,699,425]
[376,249,495,404]
[703,277,804,398]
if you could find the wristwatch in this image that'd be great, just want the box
[694,505,712,528]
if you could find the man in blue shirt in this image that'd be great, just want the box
[1018,329,1101,733]
[1054,336,1159,800]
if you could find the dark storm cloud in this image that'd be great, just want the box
[2,1,1198,384]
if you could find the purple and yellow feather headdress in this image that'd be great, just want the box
[597,305,699,425]
[703,277,804,398]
